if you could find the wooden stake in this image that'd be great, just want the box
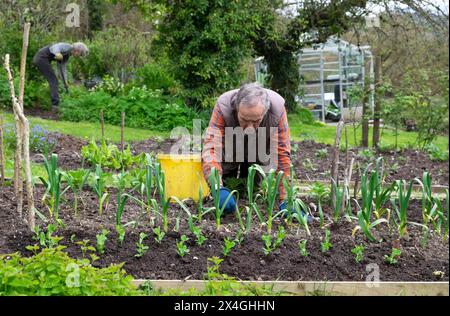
[331,120,344,209]
[3,23,35,231]
[121,111,125,152]
[0,115,5,185]
[100,110,104,140]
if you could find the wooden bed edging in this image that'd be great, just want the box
[132,280,449,296]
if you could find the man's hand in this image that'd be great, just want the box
[219,187,236,214]
[54,53,63,61]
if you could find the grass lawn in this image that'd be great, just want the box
[288,114,449,151]
[1,110,448,150]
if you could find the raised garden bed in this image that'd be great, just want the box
[1,185,448,282]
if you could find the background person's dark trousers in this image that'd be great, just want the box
[33,58,60,107]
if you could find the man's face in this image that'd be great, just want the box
[237,102,266,133]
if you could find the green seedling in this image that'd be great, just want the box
[152,226,165,244]
[191,226,207,246]
[91,164,110,216]
[298,239,308,257]
[96,229,109,254]
[62,169,90,216]
[176,235,190,257]
[113,170,129,226]
[33,224,62,248]
[209,167,238,230]
[351,245,365,263]
[384,248,402,265]
[262,226,286,255]
[354,161,389,242]
[75,239,96,258]
[135,232,149,258]
[222,237,236,257]
[309,182,330,228]
[116,224,126,244]
[39,153,69,222]
[321,229,332,253]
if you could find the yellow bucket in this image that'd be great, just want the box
[157,153,210,202]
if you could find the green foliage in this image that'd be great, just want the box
[425,143,449,162]
[298,239,308,257]
[60,86,204,132]
[384,248,402,265]
[90,164,110,216]
[75,239,96,258]
[96,229,109,254]
[262,226,286,255]
[176,235,190,257]
[39,154,69,223]
[2,123,55,154]
[0,247,139,296]
[81,139,140,171]
[135,232,149,258]
[351,245,365,263]
[321,230,332,253]
[222,237,236,257]
[132,62,180,95]
[191,226,207,246]
[32,224,62,249]
[154,1,257,108]
[70,26,152,80]
[152,226,165,244]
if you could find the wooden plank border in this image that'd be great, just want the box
[132,280,449,296]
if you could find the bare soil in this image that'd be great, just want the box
[33,133,449,187]
[0,185,448,281]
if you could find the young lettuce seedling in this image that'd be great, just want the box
[351,245,365,263]
[321,229,332,253]
[222,237,236,257]
[76,239,96,258]
[298,239,308,257]
[135,232,149,258]
[96,229,109,254]
[176,235,190,257]
[191,226,207,246]
[152,226,165,244]
[384,248,401,265]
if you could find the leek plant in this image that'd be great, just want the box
[372,158,392,220]
[309,182,330,228]
[209,167,238,230]
[39,154,69,224]
[62,169,90,216]
[113,170,129,226]
[91,164,110,216]
[431,189,449,239]
[154,162,171,232]
[391,179,413,238]
[331,179,350,223]
[249,166,285,233]
[353,163,389,242]
[292,199,311,236]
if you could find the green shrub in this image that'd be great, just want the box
[0,246,139,296]
[132,62,180,95]
[60,85,207,132]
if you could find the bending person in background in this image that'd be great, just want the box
[33,42,89,110]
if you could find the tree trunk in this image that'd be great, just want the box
[372,55,382,148]
[331,120,345,209]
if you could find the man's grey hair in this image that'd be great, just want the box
[72,42,89,56]
[235,82,270,113]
